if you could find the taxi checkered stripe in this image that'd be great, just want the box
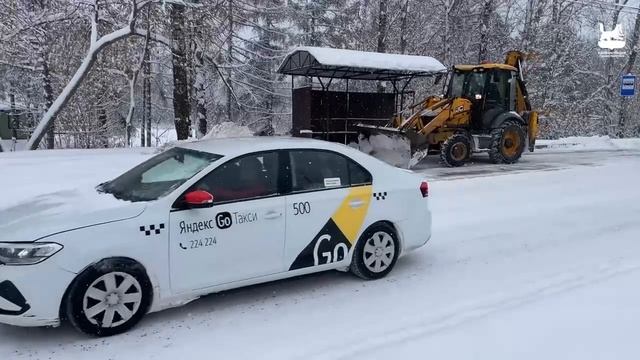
[373,192,387,201]
[140,223,165,236]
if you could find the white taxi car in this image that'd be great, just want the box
[0,137,431,336]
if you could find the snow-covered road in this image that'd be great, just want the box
[1,146,640,359]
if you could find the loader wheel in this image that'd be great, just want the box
[489,120,525,164]
[440,133,471,167]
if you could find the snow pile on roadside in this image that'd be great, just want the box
[0,139,27,152]
[203,122,254,139]
[615,138,640,150]
[537,136,640,152]
[131,127,177,147]
[156,122,254,152]
[350,134,411,168]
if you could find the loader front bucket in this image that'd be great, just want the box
[355,123,429,168]
[403,128,430,153]
[356,123,405,137]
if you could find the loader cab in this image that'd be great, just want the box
[447,65,517,130]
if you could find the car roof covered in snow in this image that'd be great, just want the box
[278,46,447,81]
[179,136,361,158]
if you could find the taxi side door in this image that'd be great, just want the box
[283,149,374,272]
[168,151,286,293]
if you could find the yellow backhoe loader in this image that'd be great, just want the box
[359,51,539,167]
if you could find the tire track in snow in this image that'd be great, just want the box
[302,259,640,360]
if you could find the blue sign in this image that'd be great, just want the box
[621,74,636,97]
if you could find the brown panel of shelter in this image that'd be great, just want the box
[292,87,395,144]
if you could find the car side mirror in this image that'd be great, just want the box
[182,190,214,209]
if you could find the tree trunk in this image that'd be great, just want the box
[522,0,535,52]
[604,1,628,135]
[9,94,17,147]
[141,60,148,147]
[399,0,409,54]
[171,4,191,140]
[144,43,152,147]
[226,0,234,123]
[617,8,640,137]
[478,0,492,62]
[443,0,453,65]
[41,56,54,149]
[376,0,388,93]
[98,106,108,148]
[196,71,207,137]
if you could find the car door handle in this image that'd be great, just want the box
[349,199,365,208]
[264,211,282,220]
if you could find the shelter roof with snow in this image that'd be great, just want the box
[278,47,447,81]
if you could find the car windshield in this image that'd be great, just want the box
[99,147,222,202]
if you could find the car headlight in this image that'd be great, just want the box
[0,243,63,266]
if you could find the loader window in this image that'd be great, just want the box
[486,70,511,109]
[448,71,486,101]
[467,73,486,98]
[449,73,465,98]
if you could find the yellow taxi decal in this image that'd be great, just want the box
[330,185,373,244]
[289,185,373,270]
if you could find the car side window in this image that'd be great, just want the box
[192,151,280,203]
[349,161,372,186]
[290,150,349,192]
[289,150,372,192]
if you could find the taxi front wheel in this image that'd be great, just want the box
[64,258,152,337]
[350,223,400,280]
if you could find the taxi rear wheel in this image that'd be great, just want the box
[350,223,399,280]
[64,258,152,337]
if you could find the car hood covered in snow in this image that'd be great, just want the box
[0,187,146,242]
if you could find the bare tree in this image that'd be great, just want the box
[170,3,191,140]
[26,0,174,150]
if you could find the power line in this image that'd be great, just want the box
[566,0,640,14]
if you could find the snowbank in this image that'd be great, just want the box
[131,127,177,147]
[155,122,254,152]
[350,134,411,168]
[203,122,253,139]
[537,136,640,152]
[0,140,27,152]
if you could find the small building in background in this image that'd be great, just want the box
[0,100,29,152]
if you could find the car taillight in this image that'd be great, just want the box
[420,181,429,198]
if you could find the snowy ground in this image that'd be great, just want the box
[1,141,640,359]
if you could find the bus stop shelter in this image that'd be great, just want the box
[278,47,446,144]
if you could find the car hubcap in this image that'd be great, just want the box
[363,231,395,273]
[82,272,142,328]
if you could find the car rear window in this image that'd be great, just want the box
[289,150,372,192]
